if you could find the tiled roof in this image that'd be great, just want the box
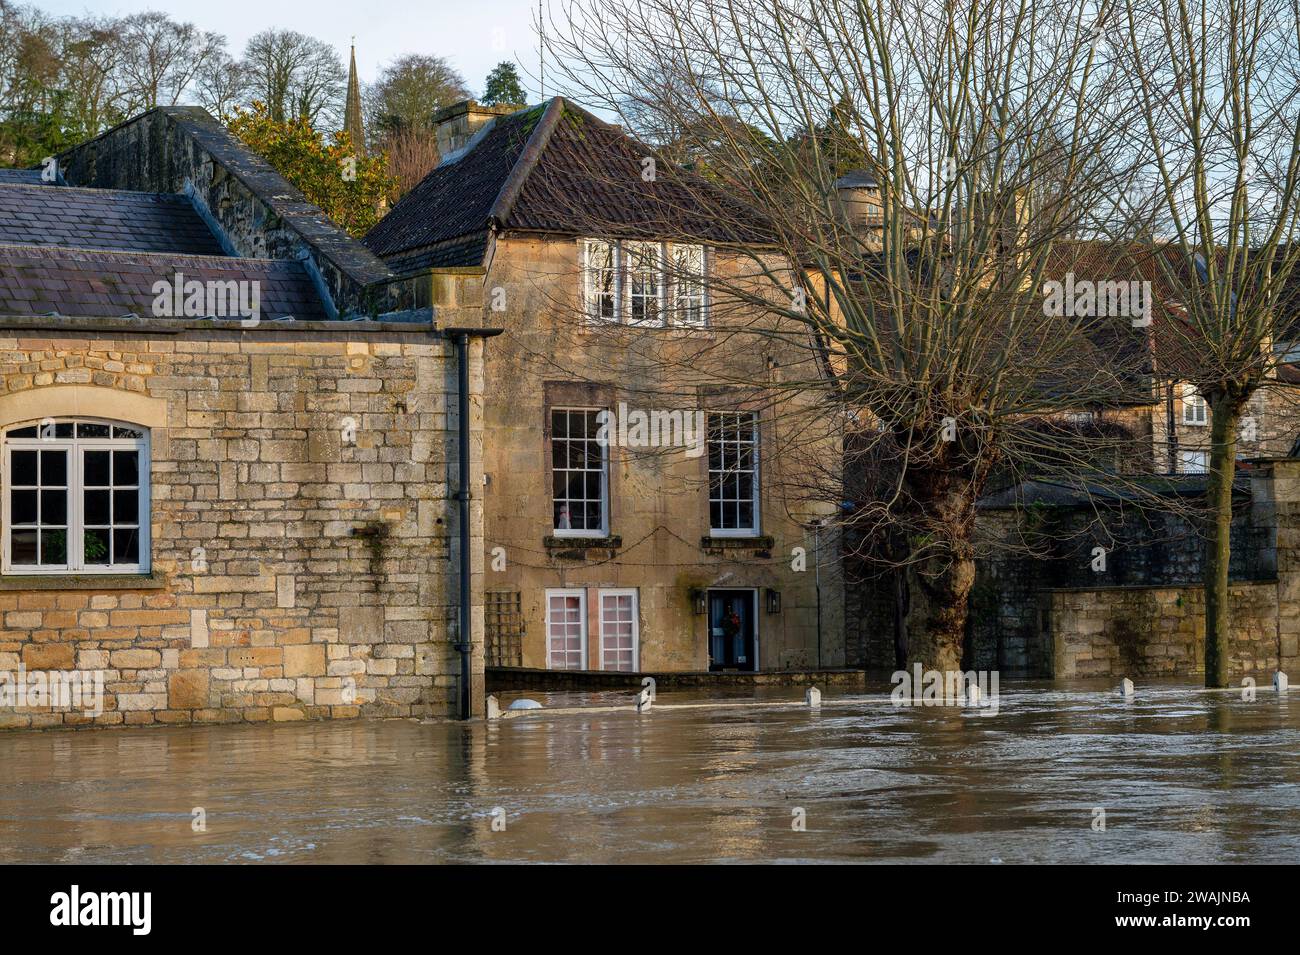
[0,245,329,321]
[0,169,47,185]
[0,183,226,256]
[364,105,543,267]
[364,98,774,273]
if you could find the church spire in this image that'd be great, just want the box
[344,40,366,157]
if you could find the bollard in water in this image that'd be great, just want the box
[1119,678,1135,699]
[486,695,500,721]
[966,682,981,706]
[635,686,653,713]
[1275,671,1289,694]
[805,686,822,709]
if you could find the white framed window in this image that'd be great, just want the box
[1178,450,1208,473]
[599,589,639,672]
[551,407,608,536]
[581,238,708,326]
[624,241,664,326]
[671,244,708,325]
[545,589,587,670]
[707,411,759,536]
[583,239,618,322]
[1181,384,1208,426]
[2,418,150,574]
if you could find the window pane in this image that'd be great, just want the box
[41,449,67,486]
[113,450,139,486]
[10,529,37,564]
[84,490,110,525]
[113,528,139,564]
[11,450,37,486]
[10,489,36,525]
[77,423,110,438]
[113,426,145,439]
[113,489,139,523]
[40,489,67,525]
[83,528,110,564]
[8,425,36,438]
[84,450,110,486]
[40,529,67,564]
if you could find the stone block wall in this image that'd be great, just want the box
[1043,460,1300,680]
[1046,582,1281,679]
[0,324,484,729]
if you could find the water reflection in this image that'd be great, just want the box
[0,679,1297,863]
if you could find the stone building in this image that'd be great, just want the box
[0,107,490,729]
[365,98,846,674]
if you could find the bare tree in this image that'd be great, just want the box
[379,124,442,200]
[241,29,345,128]
[1117,0,1300,685]
[538,0,1153,672]
[115,11,224,112]
[196,51,248,121]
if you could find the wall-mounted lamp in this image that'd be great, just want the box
[690,589,706,615]
[766,588,782,614]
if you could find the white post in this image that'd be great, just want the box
[635,686,653,712]
[486,695,501,720]
[1274,671,1289,694]
[805,686,822,708]
[1119,677,1135,699]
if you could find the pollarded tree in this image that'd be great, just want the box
[1116,0,1300,686]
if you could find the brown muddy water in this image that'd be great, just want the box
[1,679,1298,864]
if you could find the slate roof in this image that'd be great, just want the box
[0,245,328,321]
[0,184,226,256]
[0,168,330,322]
[0,168,47,185]
[364,98,775,274]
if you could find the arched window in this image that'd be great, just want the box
[2,418,150,574]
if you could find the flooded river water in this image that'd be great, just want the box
[1,679,1298,863]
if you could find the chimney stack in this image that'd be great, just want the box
[433,100,522,160]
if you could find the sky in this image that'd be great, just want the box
[42,0,551,100]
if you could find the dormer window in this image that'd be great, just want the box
[582,239,708,326]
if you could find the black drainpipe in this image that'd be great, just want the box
[445,327,503,720]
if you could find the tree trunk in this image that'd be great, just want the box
[903,487,976,674]
[1203,395,1242,687]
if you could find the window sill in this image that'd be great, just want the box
[701,535,774,554]
[544,535,622,559]
[0,571,165,591]
[580,321,714,338]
